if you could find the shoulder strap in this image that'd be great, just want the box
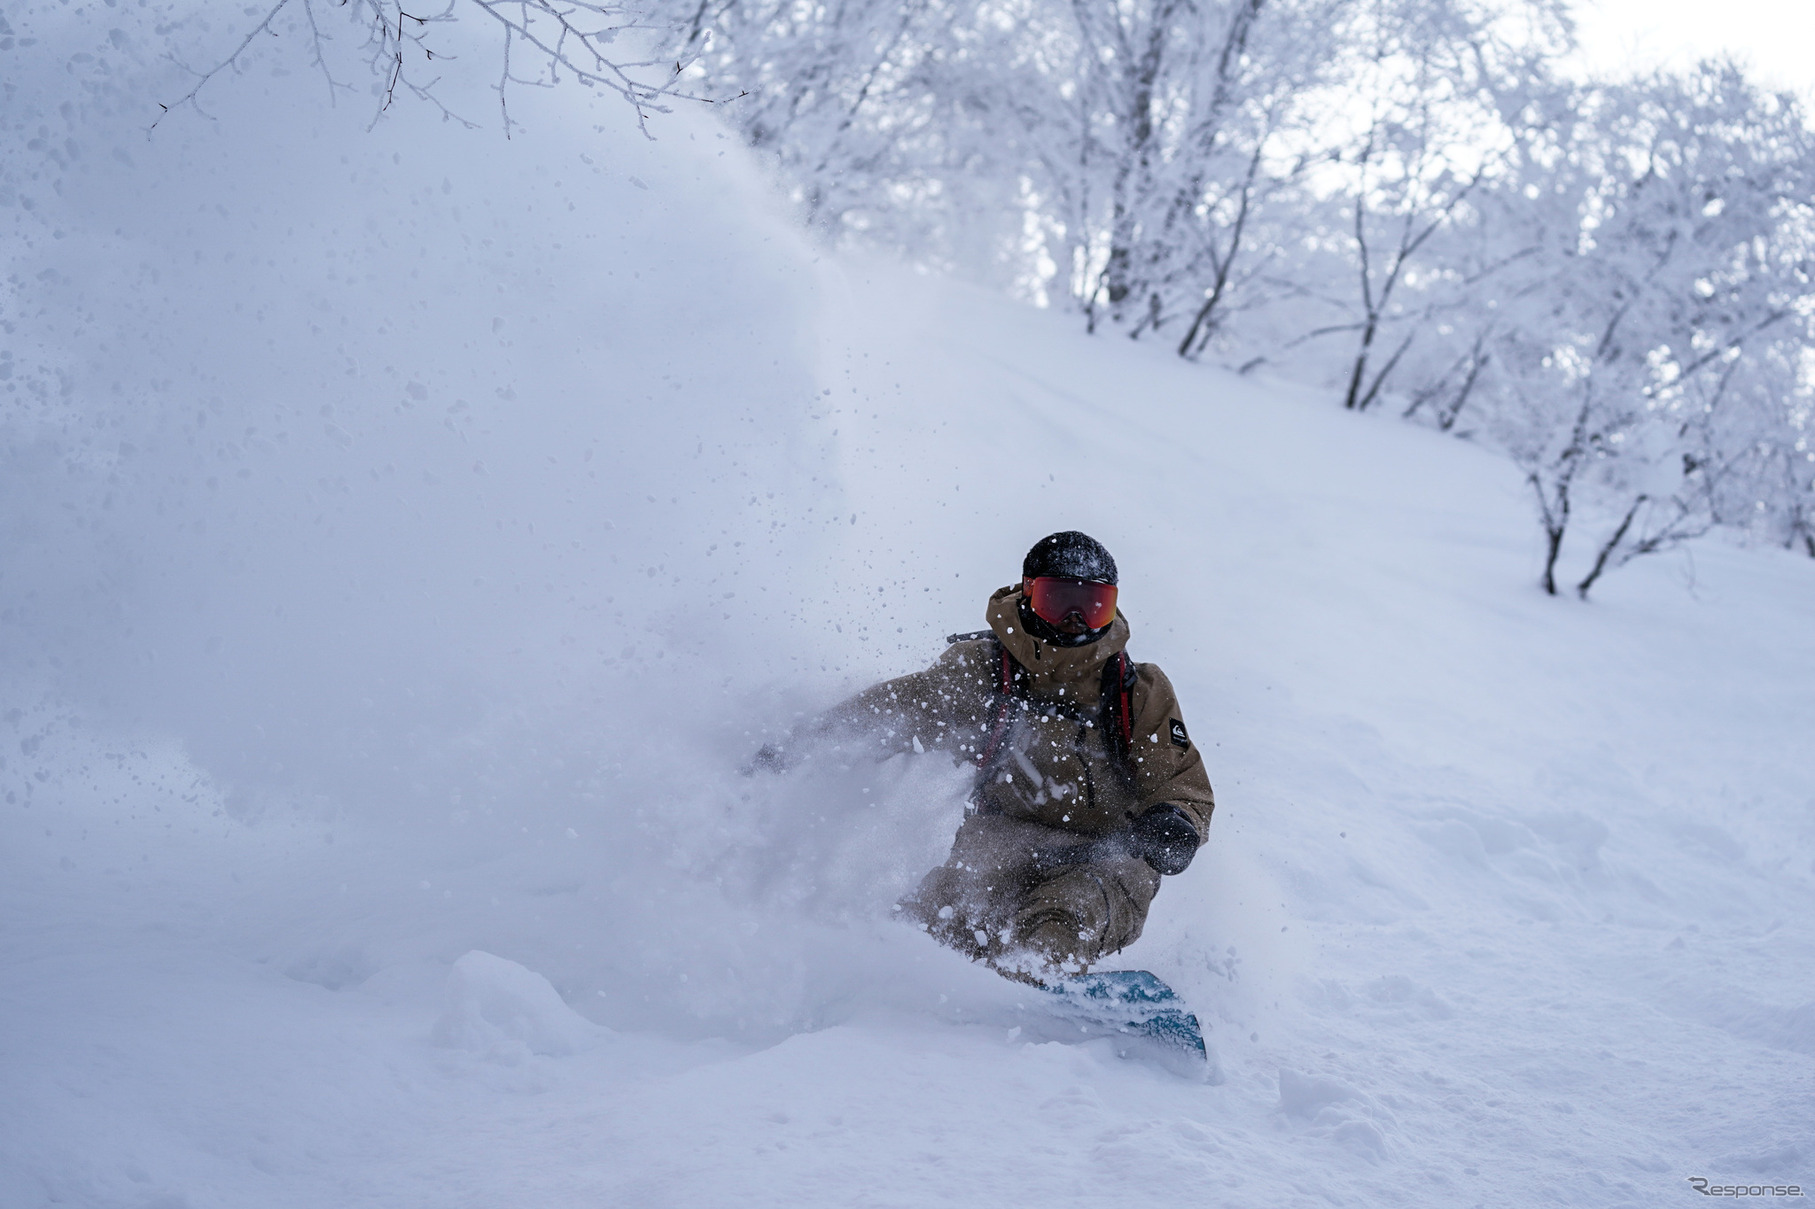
[944,629,1020,769]
[976,636,1022,767]
[1100,651,1137,783]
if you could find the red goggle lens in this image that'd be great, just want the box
[1023,576,1118,630]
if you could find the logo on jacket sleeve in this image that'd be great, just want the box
[1169,718,1189,748]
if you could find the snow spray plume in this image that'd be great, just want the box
[2,5,819,802]
[0,4,941,1040]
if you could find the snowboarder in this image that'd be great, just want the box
[750,532,1214,982]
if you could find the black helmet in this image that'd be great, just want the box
[1022,531,1117,585]
[1019,531,1118,647]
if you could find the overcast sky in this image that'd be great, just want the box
[1569,0,1815,98]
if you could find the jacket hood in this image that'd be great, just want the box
[986,584,1129,706]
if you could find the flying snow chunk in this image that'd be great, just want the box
[432,950,605,1061]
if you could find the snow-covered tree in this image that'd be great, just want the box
[74,0,1814,597]
[1470,64,1815,595]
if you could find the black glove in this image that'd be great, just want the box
[1022,806,1199,877]
[1127,804,1199,876]
[741,742,791,776]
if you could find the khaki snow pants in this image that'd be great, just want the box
[898,813,1160,975]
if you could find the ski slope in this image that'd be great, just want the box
[3,10,1813,1206]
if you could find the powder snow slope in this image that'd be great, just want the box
[3,7,1813,1208]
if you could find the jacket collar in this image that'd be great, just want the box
[985,585,1129,706]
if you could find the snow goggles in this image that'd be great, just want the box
[1023,576,1119,630]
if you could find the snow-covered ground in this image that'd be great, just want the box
[3,10,1812,1207]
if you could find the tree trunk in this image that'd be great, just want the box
[1344,189,1378,410]
[1574,495,1646,600]
[1343,316,1378,410]
[1354,331,1415,412]
[1176,145,1265,360]
[1178,274,1229,358]
[1437,346,1488,432]
[1103,244,1133,306]
[1101,9,1173,320]
[1541,524,1564,596]
[1530,472,1569,596]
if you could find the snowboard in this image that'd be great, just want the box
[1026,970,1217,1079]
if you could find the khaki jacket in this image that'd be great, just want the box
[814,586,1214,842]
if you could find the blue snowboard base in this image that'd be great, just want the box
[1030,970,1217,1080]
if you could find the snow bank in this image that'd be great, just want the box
[433,950,606,1060]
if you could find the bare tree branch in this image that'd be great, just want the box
[156,0,719,138]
